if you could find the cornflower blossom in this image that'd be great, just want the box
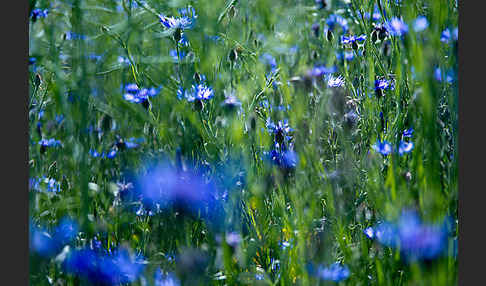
[38,138,61,147]
[326,14,349,33]
[413,16,429,32]
[29,177,61,193]
[364,210,450,261]
[372,140,392,155]
[122,84,160,104]
[398,141,414,155]
[340,34,366,45]
[63,246,146,285]
[30,218,79,258]
[30,8,49,21]
[385,17,409,36]
[316,263,350,282]
[327,75,345,87]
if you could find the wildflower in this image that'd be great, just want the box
[365,210,450,261]
[398,141,414,155]
[372,140,392,155]
[316,263,350,282]
[122,83,161,104]
[30,8,49,21]
[340,34,366,45]
[326,14,348,33]
[63,246,146,285]
[38,138,61,147]
[155,269,180,286]
[308,65,337,77]
[440,28,457,43]
[222,92,242,110]
[65,31,86,40]
[434,67,455,83]
[117,56,131,66]
[106,149,118,159]
[225,232,242,247]
[413,16,428,32]
[158,15,193,30]
[385,17,408,37]
[184,82,214,102]
[364,227,374,239]
[402,128,413,138]
[170,49,186,62]
[30,217,79,258]
[327,75,345,88]
[266,118,293,144]
[344,110,358,128]
[374,78,394,96]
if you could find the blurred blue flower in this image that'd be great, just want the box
[30,177,62,193]
[65,31,86,40]
[336,51,355,61]
[63,246,146,285]
[413,16,429,32]
[159,15,194,30]
[385,17,408,36]
[316,263,350,282]
[30,217,79,258]
[155,268,180,286]
[38,138,61,147]
[364,227,374,239]
[398,141,414,156]
[308,65,337,77]
[372,140,392,155]
[326,14,349,33]
[434,67,455,83]
[260,53,278,72]
[366,210,450,261]
[170,49,186,62]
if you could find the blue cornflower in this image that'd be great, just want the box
[122,83,161,104]
[327,75,345,88]
[30,8,49,20]
[134,162,220,219]
[398,141,414,155]
[30,177,62,193]
[169,49,186,62]
[316,263,350,282]
[268,147,299,169]
[402,128,414,138]
[375,78,394,92]
[255,273,264,281]
[365,210,450,261]
[63,246,146,285]
[364,227,375,239]
[385,17,409,36]
[158,15,194,30]
[38,138,62,147]
[326,14,349,33]
[124,137,144,149]
[308,65,337,77]
[106,149,118,159]
[413,16,429,32]
[340,34,366,45]
[434,67,455,83]
[372,140,392,155]
[184,82,214,102]
[440,28,458,43]
[266,118,293,143]
[30,217,79,258]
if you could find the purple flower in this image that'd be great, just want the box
[308,65,337,77]
[385,17,409,36]
[375,78,394,91]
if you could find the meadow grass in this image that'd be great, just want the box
[29,0,458,285]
